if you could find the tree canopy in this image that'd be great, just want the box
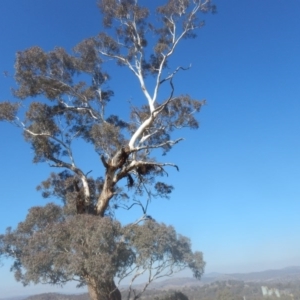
[0,1,215,299]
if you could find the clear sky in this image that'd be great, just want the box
[0,0,300,297]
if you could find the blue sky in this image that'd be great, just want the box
[1,0,300,297]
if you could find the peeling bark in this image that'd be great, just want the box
[87,278,121,300]
[96,146,131,216]
[96,167,115,216]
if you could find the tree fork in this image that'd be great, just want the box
[97,145,131,216]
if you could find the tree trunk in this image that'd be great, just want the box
[97,146,131,216]
[96,167,115,217]
[87,277,122,300]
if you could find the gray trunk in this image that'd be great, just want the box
[87,278,122,300]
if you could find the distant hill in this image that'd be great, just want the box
[0,297,28,300]
[132,266,300,290]
[0,294,88,300]
[218,266,300,283]
[3,294,89,300]
[1,266,300,300]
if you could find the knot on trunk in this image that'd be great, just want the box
[110,145,130,168]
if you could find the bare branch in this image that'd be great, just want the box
[134,138,184,152]
[159,64,192,85]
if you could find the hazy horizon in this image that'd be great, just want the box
[1,265,300,298]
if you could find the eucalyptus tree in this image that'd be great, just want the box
[0,1,215,299]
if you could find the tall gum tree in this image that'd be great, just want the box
[0,1,216,299]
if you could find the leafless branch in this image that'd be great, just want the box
[134,138,184,152]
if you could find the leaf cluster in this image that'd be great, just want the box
[0,204,204,289]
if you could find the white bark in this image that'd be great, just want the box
[80,174,91,206]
